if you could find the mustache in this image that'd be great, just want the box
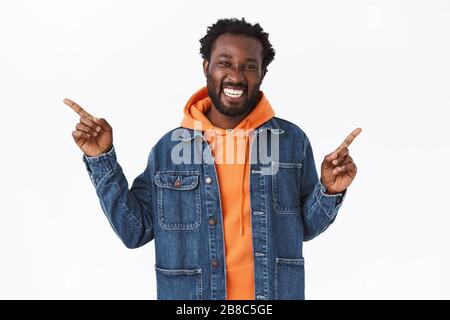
[221,82,247,90]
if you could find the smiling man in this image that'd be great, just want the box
[64,18,360,300]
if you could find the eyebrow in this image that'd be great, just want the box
[216,54,259,63]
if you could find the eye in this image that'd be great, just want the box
[245,64,258,71]
[218,61,231,68]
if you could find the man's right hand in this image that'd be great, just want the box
[64,98,113,157]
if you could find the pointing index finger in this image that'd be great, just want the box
[63,98,92,118]
[335,127,362,152]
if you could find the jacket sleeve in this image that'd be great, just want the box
[299,137,346,241]
[83,145,155,249]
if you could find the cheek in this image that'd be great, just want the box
[248,81,261,92]
[209,73,224,89]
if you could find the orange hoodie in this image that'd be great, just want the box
[180,87,274,300]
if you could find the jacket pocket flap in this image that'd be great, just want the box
[154,171,199,190]
[276,257,304,265]
[155,265,202,275]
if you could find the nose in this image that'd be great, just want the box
[225,63,246,83]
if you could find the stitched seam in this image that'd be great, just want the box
[197,270,203,300]
[155,266,202,275]
[156,176,202,231]
[113,182,142,229]
[95,167,115,190]
[272,163,301,214]
[275,260,279,300]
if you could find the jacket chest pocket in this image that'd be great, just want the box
[271,162,302,214]
[154,171,201,231]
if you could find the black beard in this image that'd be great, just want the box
[206,75,261,117]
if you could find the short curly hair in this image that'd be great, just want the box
[199,18,275,72]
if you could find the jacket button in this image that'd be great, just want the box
[174,180,181,188]
[205,176,212,184]
[208,217,217,226]
[211,260,219,268]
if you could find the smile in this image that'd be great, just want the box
[223,87,245,98]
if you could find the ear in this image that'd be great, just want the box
[202,60,209,78]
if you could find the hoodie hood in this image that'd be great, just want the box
[180,86,274,133]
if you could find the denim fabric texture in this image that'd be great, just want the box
[83,117,345,300]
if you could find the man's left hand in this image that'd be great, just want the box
[320,128,362,194]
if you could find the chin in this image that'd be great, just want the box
[221,104,250,117]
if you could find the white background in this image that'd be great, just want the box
[1,0,449,299]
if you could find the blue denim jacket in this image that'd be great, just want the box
[83,117,345,300]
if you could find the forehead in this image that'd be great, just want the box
[210,33,263,61]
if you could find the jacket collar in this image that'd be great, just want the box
[178,117,284,142]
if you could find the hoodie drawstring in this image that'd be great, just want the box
[239,118,250,236]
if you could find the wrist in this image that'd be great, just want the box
[320,179,343,195]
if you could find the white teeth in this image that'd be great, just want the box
[223,87,244,98]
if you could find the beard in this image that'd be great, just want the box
[206,74,261,117]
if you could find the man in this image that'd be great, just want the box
[64,18,360,300]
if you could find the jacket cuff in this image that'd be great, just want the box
[316,180,346,219]
[82,146,117,188]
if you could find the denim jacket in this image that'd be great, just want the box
[83,117,345,300]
